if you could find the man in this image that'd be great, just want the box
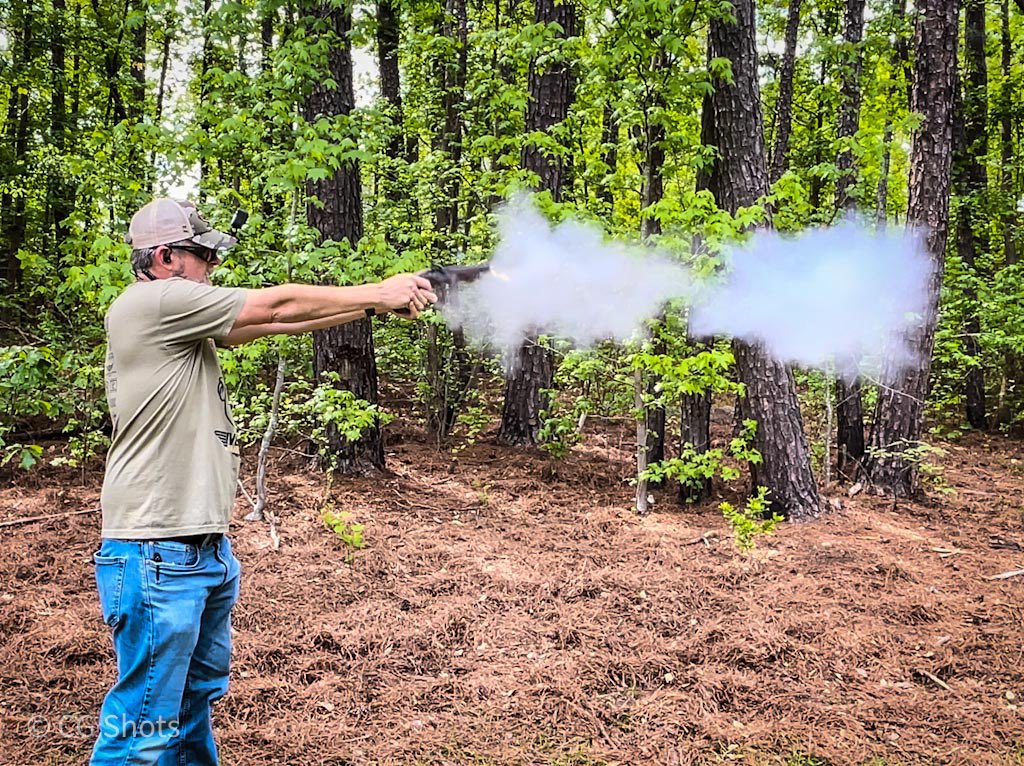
[91,198,436,765]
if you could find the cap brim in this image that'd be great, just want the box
[191,229,237,250]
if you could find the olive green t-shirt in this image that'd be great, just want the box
[101,278,247,539]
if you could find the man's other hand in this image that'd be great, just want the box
[376,273,438,319]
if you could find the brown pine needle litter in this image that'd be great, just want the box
[2,426,1023,765]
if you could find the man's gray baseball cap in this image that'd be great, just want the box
[127,198,237,251]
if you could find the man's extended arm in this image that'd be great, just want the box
[227,273,436,344]
[220,309,366,346]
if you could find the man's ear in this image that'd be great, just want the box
[156,245,172,265]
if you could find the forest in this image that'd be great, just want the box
[1,0,1024,763]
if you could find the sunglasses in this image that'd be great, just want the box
[174,245,220,264]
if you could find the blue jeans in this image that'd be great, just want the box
[90,536,240,766]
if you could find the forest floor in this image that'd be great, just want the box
[1,401,1023,766]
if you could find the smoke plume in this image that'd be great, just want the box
[442,197,933,375]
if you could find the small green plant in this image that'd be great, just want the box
[322,509,365,551]
[538,389,589,459]
[0,429,43,471]
[641,418,763,498]
[451,395,491,453]
[865,439,954,495]
[720,486,783,551]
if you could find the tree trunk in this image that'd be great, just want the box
[994,0,1018,427]
[599,102,618,212]
[952,0,989,430]
[706,0,821,521]
[302,0,384,473]
[833,0,867,479]
[769,0,801,184]
[129,0,146,121]
[866,0,958,496]
[678,65,716,507]
[834,0,865,212]
[1000,0,1017,268]
[876,120,893,223]
[640,52,667,467]
[1,0,32,292]
[155,19,173,122]
[836,377,864,479]
[49,0,75,263]
[377,0,415,166]
[498,0,576,446]
[433,0,468,239]
[518,0,576,198]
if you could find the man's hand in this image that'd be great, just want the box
[376,273,438,318]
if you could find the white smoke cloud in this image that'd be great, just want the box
[442,198,933,375]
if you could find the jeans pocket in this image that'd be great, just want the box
[94,554,128,628]
[150,541,201,569]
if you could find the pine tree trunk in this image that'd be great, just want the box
[834,0,865,212]
[498,0,576,446]
[433,0,467,238]
[1000,0,1017,268]
[866,0,958,496]
[129,0,146,121]
[599,103,618,212]
[769,0,801,184]
[833,0,867,478]
[377,0,415,166]
[954,0,989,430]
[640,56,667,467]
[836,378,864,479]
[302,0,384,474]
[49,0,75,264]
[678,75,716,506]
[994,0,1017,427]
[876,120,893,223]
[1,0,32,292]
[707,0,821,521]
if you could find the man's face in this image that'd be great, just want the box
[170,244,221,285]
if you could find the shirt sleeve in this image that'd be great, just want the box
[159,279,247,346]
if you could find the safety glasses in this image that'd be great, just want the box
[174,245,221,265]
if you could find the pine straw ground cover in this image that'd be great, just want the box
[0,424,1022,766]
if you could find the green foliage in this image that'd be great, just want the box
[864,440,954,495]
[322,509,366,552]
[537,390,587,460]
[641,418,763,497]
[720,487,783,551]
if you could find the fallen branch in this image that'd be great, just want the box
[0,507,100,528]
[984,569,1024,581]
[915,669,952,691]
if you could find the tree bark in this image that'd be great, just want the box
[1,0,32,292]
[952,0,989,430]
[498,0,576,446]
[834,0,865,212]
[49,0,75,263]
[129,0,146,122]
[866,0,958,496]
[302,0,384,473]
[994,0,1018,427]
[1000,0,1017,268]
[706,0,821,521]
[769,0,801,184]
[377,0,415,166]
[833,0,867,479]
[433,0,468,239]
[678,81,715,506]
[599,102,618,212]
[640,52,667,468]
